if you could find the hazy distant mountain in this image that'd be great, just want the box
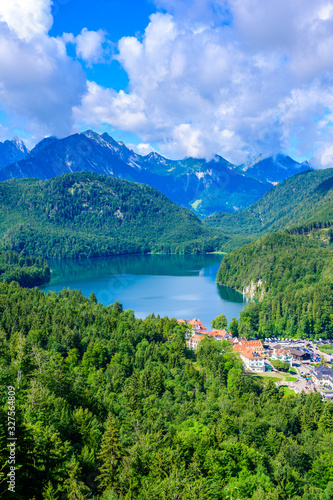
[204,167,333,241]
[0,132,142,182]
[0,138,29,169]
[29,136,59,156]
[0,130,312,216]
[234,154,312,184]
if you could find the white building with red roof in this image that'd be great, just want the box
[187,334,206,350]
[233,342,265,372]
[209,329,232,341]
[239,349,265,372]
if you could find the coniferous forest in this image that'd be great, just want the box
[0,250,50,288]
[1,153,333,500]
[217,232,333,340]
[3,1,333,498]
[1,282,333,499]
[0,173,225,259]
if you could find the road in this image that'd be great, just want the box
[263,339,333,395]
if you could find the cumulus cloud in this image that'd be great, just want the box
[153,0,231,28]
[75,1,333,165]
[75,28,107,64]
[2,0,333,166]
[0,0,53,40]
[63,28,108,66]
[127,143,156,156]
[74,81,147,132]
[0,0,87,140]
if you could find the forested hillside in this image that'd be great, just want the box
[0,172,225,258]
[205,168,333,249]
[1,282,333,499]
[0,249,50,287]
[217,232,333,339]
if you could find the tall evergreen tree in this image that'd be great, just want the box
[97,416,123,492]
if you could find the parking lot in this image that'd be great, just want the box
[262,337,333,395]
[264,337,333,364]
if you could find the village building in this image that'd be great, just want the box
[312,365,333,389]
[233,339,265,356]
[181,318,234,351]
[239,348,266,372]
[177,318,207,331]
[271,347,293,364]
[187,334,206,350]
[312,365,333,398]
[289,348,310,362]
[233,343,266,372]
[231,337,247,345]
[187,318,207,332]
[209,329,232,341]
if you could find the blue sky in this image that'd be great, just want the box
[1,0,333,166]
[50,0,156,91]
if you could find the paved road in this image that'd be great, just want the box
[264,341,327,394]
[276,373,313,394]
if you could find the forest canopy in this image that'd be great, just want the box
[1,282,333,499]
[0,249,50,287]
[0,173,226,259]
[217,232,333,340]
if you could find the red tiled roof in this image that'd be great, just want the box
[240,349,264,360]
[188,318,207,330]
[189,334,206,343]
[276,348,289,355]
[233,342,264,359]
[209,329,231,338]
[242,340,263,347]
[233,344,244,352]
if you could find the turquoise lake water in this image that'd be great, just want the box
[40,253,246,328]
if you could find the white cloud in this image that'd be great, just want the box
[76,28,107,64]
[319,144,333,167]
[153,0,231,28]
[63,28,108,66]
[2,0,333,166]
[0,0,53,40]
[76,2,333,164]
[74,81,147,132]
[0,0,87,140]
[127,143,156,156]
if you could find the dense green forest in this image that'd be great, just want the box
[1,282,333,499]
[0,173,226,259]
[217,232,333,339]
[0,249,50,287]
[204,168,333,250]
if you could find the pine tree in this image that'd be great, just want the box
[89,291,97,304]
[64,458,90,500]
[97,415,123,492]
[42,481,59,500]
[319,404,333,432]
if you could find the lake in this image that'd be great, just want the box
[40,253,246,328]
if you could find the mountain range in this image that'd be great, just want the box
[205,167,333,250]
[0,137,29,168]
[0,130,311,217]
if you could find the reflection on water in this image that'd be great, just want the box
[217,284,245,304]
[41,253,246,326]
[47,253,224,281]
